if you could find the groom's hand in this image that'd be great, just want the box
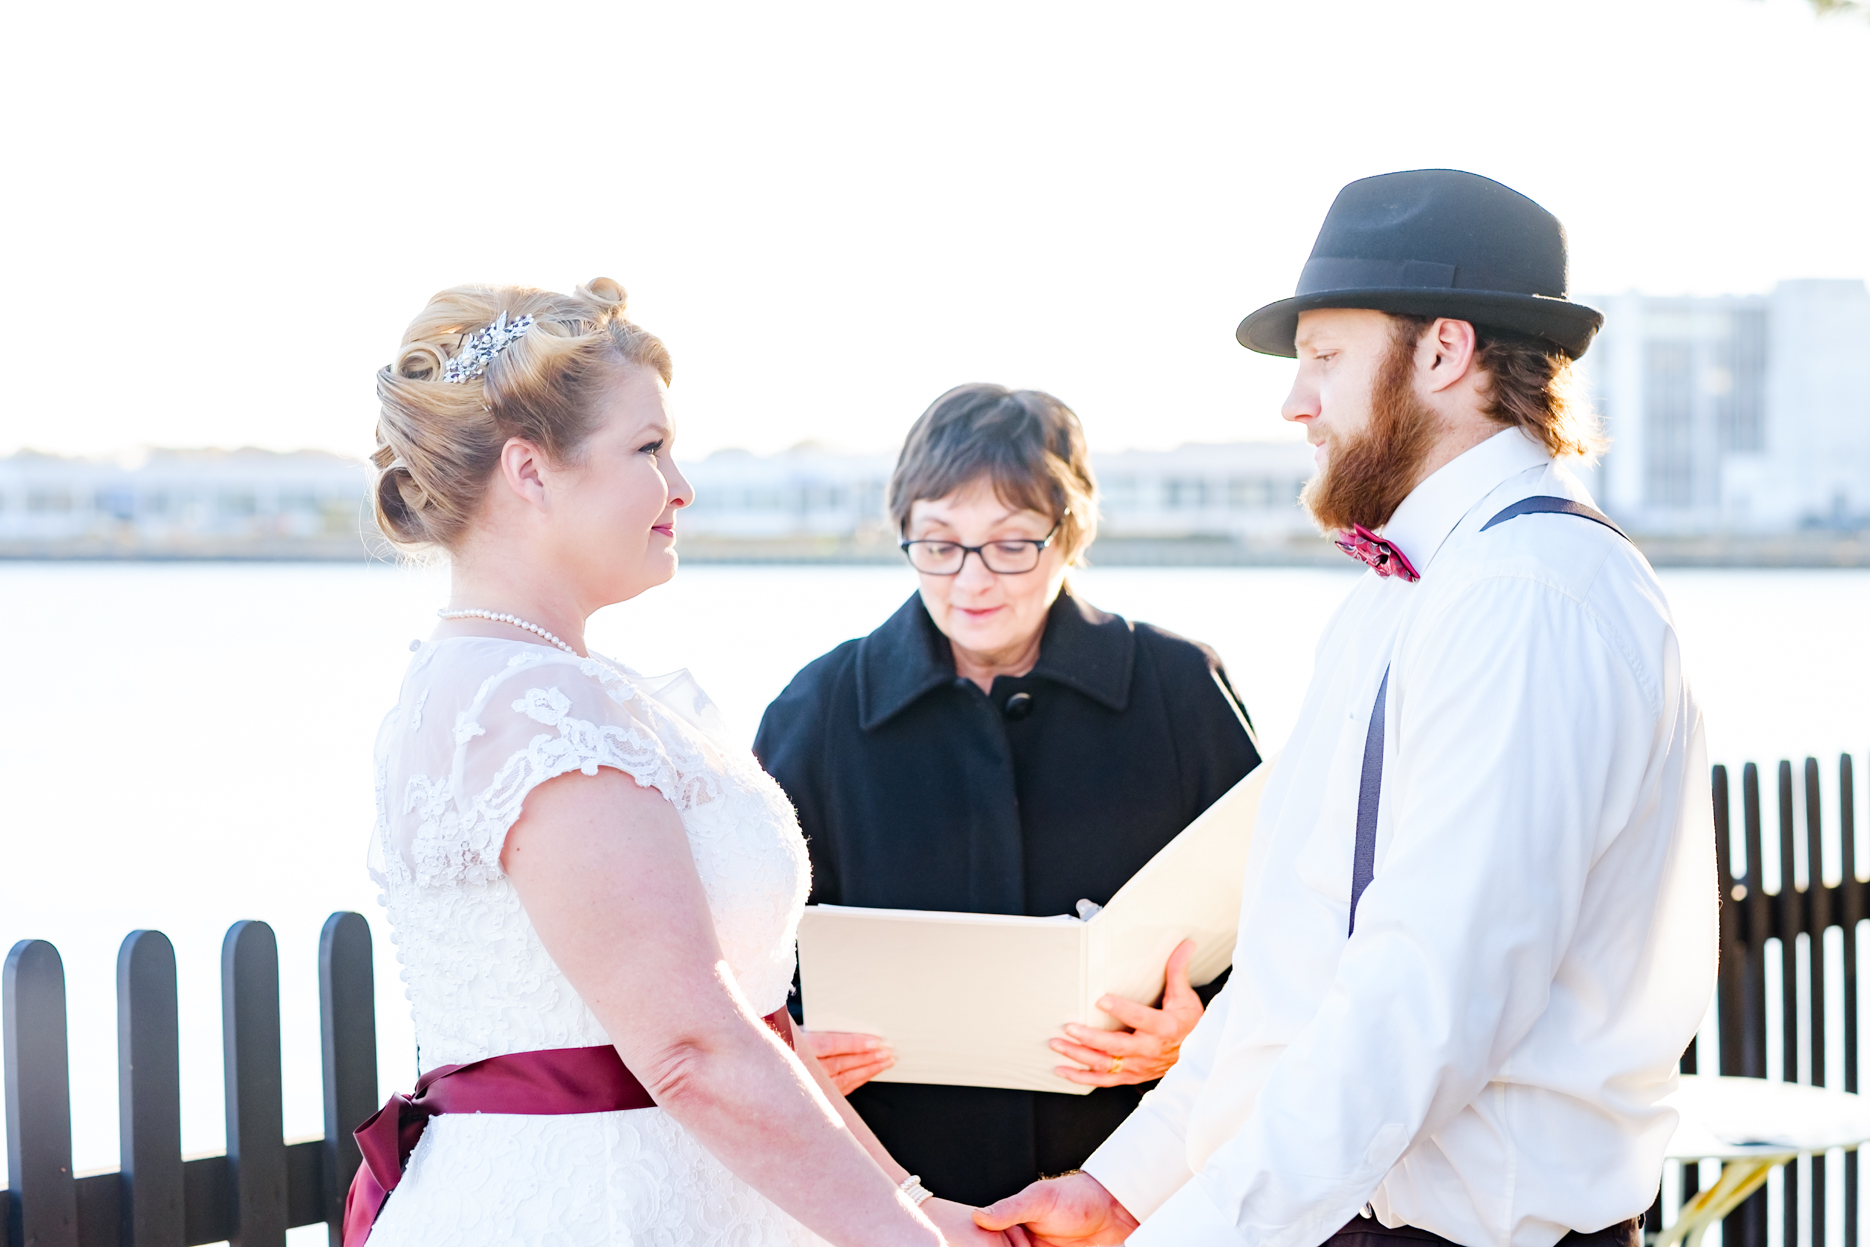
[974,1173,1139,1246]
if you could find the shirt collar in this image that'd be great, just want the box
[856,586,1135,731]
[1380,428,1551,575]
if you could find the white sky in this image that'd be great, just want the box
[0,0,1864,463]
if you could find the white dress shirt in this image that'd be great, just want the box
[1085,428,1717,1247]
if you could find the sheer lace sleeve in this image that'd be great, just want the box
[381,640,726,889]
[371,635,812,1067]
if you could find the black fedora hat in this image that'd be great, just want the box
[1236,169,1604,359]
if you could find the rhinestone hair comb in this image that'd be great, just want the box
[441,311,536,384]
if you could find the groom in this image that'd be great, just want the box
[977,170,1717,1247]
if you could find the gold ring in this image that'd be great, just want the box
[1109,1056,1123,1075]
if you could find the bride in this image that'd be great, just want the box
[358,278,1014,1247]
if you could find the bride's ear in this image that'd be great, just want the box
[496,437,553,510]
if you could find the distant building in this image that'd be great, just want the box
[1582,280,1870,534]
[0,441,1322,560]
[0,448,372,557]
[679,441,1320,547]
[1079,442,1318,543]
[679,446,897,541]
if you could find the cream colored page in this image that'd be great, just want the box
[797,906,1095,1095]
[1085,760,1273,1027]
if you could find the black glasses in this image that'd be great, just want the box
[900,523,1060,575]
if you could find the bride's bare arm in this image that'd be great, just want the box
[796,1037,1014,1246]
[502,768,944,1247]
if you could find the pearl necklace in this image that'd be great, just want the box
[437,608,580,656]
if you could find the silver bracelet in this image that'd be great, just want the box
[898,1174,935,1207]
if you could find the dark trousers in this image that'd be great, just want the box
[1325,1215,1641,1247]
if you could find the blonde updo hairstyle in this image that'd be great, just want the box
[372,278,672,551]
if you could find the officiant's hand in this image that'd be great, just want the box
[974,1172,1137,1246]
[801,1030,896,1095]
[1048,938,1202,1086]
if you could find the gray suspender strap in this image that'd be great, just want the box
[1478,495,1627,540]
[1346,667,1389,936]
[1345,496,1632,938]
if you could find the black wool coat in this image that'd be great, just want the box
[753,588,1261,1205]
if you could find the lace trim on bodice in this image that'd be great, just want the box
[371,638,811,1069]
[387,647,727,890]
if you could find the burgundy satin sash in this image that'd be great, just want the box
[343,1009,796,1247]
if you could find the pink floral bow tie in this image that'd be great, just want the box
[1335,524,1420,582]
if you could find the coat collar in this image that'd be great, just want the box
[856,587,1136,731]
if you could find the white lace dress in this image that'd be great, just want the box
[366,636,822,1246]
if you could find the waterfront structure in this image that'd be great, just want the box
[677,445,898,542]
[678,440,1320,547]
[1069,441,1319,544]
[1583,280,1870,534]
[0,441,1320,559]
[0,448,372,557]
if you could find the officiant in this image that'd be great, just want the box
[753,382,1262,1206]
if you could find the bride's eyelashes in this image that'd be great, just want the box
[638,439,665,457]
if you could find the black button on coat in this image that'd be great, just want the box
[753,587,1261,1205]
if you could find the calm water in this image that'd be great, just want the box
[2,559,1867,1186]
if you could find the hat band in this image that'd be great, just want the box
[1296,257,1457,296]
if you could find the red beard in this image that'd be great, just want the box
[1301,330,1440,534]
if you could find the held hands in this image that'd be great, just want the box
[801,1029,896,1095]
[925,1197,1032,1246]
[1050,938,1203,1087]
[974,1173,1138,1247]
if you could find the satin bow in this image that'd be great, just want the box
[1335,524,1420,582]
[343,1045,658,1247]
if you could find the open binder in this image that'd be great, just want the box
[796,758,1272,1094]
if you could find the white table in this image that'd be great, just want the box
[1653,1075,1870,1247]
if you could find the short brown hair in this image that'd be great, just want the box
[1392,315,1605,461]
[887,384,1099,563]
[371,277,672,551]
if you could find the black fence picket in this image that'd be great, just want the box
[223,921,287,1247]
[0,914,376,1247]
[118,931,182,1247]
[1739,760,1773,1247]
[5,939,78,1247]
[317,913,375,1247]
[1845,752,1863,1247]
